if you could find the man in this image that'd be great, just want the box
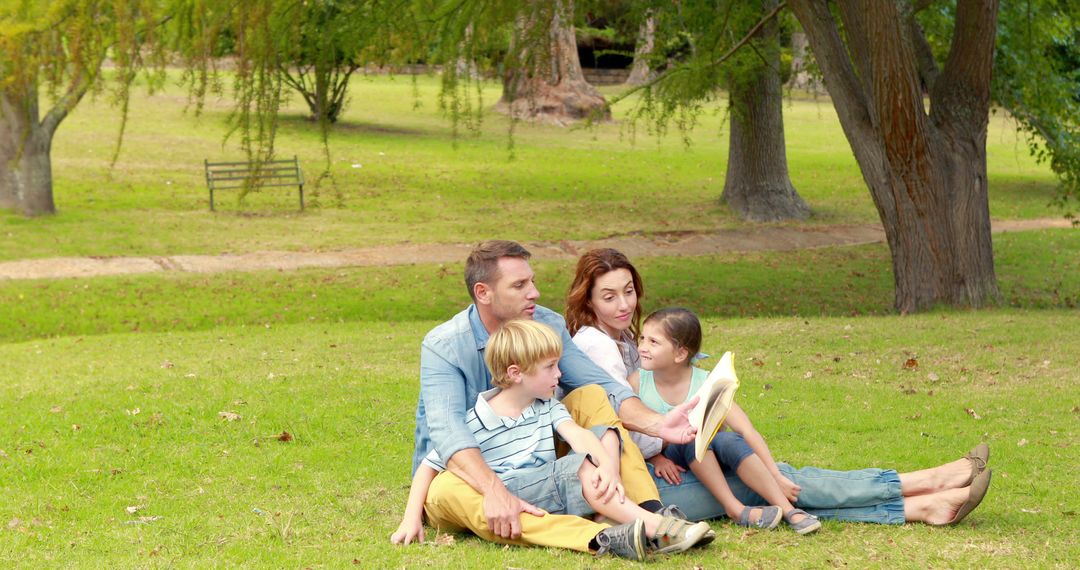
[411,240,700,552]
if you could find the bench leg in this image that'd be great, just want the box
[299,184,304,211]
[210,188,215,212]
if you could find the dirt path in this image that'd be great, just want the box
[0,218,1072,281]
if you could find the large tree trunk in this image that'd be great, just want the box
[723,1,810,222]
[0,84,57,217]
[625,14,656,87]
[497,0,610,125]
[789,0,1000,313]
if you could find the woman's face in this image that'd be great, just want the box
[588,268,637,338]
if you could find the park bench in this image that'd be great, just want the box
[204,156,305,211]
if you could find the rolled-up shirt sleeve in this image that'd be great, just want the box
[420,339,479,464]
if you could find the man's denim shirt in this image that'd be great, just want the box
[411,304,637,474]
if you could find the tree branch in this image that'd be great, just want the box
[609,1,788,107]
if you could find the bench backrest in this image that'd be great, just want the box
[204,157,305,190]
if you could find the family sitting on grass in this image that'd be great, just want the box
[391,241,993,560]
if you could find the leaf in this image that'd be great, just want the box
[125,408,141,416]
[49,406,63,413]
[218,411,242,421]
[927,372,939,381]
[434,533,456,546]
[1017,438,1029,446]
[903,358,919,370]
[0,449,9,460]
[71,424,81,431]
[126,505,142,514]
[803,371,813,379]
[965,408,982,420]
[160,361,174,369]
[276,431,293,442]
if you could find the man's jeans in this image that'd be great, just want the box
[653,462,906,524]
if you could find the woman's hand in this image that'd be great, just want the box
[648,455,686,485]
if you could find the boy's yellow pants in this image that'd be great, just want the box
[423,385,659,552]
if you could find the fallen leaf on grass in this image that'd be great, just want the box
[1020,508,1041,514]
[218,411,242,421]
[7,518,20,529]
[49,406,63,413]
[125,408,141,416]
[903,358,919,370]
[125,505,142,514]
[803,371,813,379]
[0,449,9,460]
[434,533,456,546]
[1017,438,1029,446]
[72,424,81,431]
[276,431,293,442]
[965,408,982,420]
[927,372,939,381]
[160,361,174,369]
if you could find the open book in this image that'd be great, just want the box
[688,351,741,463]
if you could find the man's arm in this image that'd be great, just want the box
[419,341,542,538]
[619,395,700,444]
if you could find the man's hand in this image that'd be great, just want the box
[483,480,545,539]
[774,473,801,503]
[648,455,686,485]
[589,463,626,505]
[656,396,699,444]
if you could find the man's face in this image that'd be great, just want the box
[479,257,540,324]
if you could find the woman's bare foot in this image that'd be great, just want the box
[899,457,978,496]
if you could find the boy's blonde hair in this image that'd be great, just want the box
[485,320,563,388]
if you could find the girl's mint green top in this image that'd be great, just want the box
[637,367,708,414]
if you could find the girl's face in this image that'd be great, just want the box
[588,268,637,338]
[638,320,688,371]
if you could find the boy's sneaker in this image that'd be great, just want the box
[649,516,713,554]
[659,505,715,548]
[594,519,647,561]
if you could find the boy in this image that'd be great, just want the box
[392,319,713,560]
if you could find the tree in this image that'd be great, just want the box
[722,0,809,221]
[0,0,163,217]
[497,0,610,124]
[625,12,656,86]
[275,0,402,125]
[787,0,1000,312]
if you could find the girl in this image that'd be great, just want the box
[634,307,821,534]
[565,249,817,533]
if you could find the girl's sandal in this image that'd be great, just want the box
[736,506,782,529]
[784,508,822,535]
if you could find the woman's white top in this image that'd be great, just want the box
[571,326,663,459]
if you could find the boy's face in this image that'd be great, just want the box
[518,355,562,400]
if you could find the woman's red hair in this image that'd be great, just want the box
[565,248,645,339]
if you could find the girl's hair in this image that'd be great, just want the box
[485,319,563,388]
[565,248,645,338]
[643,307,702,365]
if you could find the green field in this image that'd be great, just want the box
[1,73,1077,568]
[0,74,1064,260]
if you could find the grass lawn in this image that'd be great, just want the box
[0,74,1064,261]
[1,230,1078,568]
[1,310,1076,568]
[1,69,1076,569]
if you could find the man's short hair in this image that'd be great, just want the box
[465,240,532,301]
[485,320,562,389]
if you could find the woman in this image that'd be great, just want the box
[564,248,992,525]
